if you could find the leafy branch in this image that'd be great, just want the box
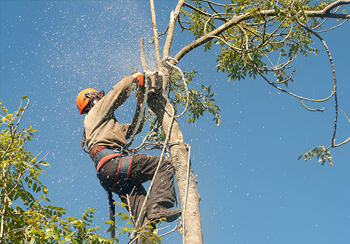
[1,98,145,243]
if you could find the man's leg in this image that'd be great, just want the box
[130,154,181,222]
[97,158,155,243]
[130,154,176,206]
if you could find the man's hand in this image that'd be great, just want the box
[131,72,141,82]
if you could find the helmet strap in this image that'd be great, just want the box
[84,90,105,108]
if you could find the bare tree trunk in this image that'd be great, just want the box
[145,1,203,242]
[147,67,203,244]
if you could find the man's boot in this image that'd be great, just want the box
[147,203,181,223]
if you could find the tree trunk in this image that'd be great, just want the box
[147,67,203,244]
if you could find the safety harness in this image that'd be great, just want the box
[92,148,133,186]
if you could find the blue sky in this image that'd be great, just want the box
[1,1,350,244]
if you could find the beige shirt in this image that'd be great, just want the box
[84,76,137,151]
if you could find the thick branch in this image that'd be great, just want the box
[150,0,161,67]
[147,91,203,244]
[174,9,276,61]
[174,1,350,61]
[163,0,186,58]
[307,0,350,17]
[140,38,150,72]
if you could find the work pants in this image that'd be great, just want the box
[97,154,176,243]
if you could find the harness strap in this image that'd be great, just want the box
[111,155,133,190]
[96,153,121,173]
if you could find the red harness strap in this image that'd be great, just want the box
[96,153,122,173]
[111,155,133,190]
[126,156,133,178]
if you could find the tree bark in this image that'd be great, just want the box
[144,2,204,242]
[147,67,203,244]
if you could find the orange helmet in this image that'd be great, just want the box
[76,88,100,114]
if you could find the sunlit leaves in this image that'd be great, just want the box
[188,85,221,126]
[0,99,117,244]
[180,0,330,84]
[145,69,222,143]
[177,0,349,165]
[168,69,221,126]
[106,202,162,244]
[298,146,333,166]
[1,97,163,244]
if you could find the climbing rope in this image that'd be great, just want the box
[162,57,192,242]
[182,143,191,244]
[134,102,176,230]
[163,57,190,119]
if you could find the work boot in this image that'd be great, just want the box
[147,204,181,223]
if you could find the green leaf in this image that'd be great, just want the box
[39,161,50,166]
[105,220,115,225]
[118,216,130,221]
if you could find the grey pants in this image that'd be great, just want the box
[97,154,176,241]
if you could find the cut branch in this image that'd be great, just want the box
[150,0,161,67]
[140,38,150,72]
[163,0,186,58]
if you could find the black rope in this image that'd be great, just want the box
[108,191,116,239]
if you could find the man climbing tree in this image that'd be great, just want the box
[76,1,349,244]
[76,73,181,243]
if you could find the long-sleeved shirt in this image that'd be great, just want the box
[84,76,143,152]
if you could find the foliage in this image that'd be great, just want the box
[176,0,350,164]
[106,201,162,244]
[168,69,221,126]
[0,98,158,244]
[143,69,221,144]
[180,0,325,83]
[298,146,333,166]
